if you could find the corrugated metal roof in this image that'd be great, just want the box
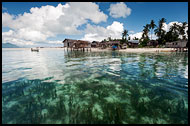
[128,40,139,43]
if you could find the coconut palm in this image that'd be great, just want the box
[169,23,179,36]
[167,23,180,41]
[122,29,128,40]
[178,22,187,40]
[154,18,166,39]
[149,20,156,40]
[142,24,150,39]
[160,18,166,26]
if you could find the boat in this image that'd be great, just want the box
[31,48,39,52]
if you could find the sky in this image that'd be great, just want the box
[2,2,188,47]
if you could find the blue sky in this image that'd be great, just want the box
[2,2,188,47]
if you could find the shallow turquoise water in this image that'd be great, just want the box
[2,48,188,124]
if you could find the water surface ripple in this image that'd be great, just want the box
[2,48,188,124]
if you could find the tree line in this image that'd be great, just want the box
[140,18,188,46]
[102,18,188,47]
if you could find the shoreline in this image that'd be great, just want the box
[2,47,187,53]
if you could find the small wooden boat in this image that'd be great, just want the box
[31,48,39,52]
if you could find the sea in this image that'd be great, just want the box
[2,48,188,124]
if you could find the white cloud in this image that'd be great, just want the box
[82,21,124,42]
[44,2,108,35]
[109,2,131,18]
[129,30,134,33]
[2,30,35,46]
[2,29,14,36]
[2,30,64,47]
[128,32,143,40]
[2,2,108,46]
[2,13,14,27]
[47,40,63,44]
[129,32,158,40]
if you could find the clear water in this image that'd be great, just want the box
[2,48,188,124]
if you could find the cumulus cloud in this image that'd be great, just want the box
[128,32,158,40]
[2,2,108,46]
[109,2,131,18]
[2,30,64,47]
[82,21,124,42]
[2,13,14,27]
[2,30,35,46]
[128,32,143,40]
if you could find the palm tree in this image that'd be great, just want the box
[143,24,150,39]
[160,18,166,26]
[122,30,128,40]
[149,20,156,40]
[154,18,166,40]
[178,22,187,40]
[170,23,179,36]
[168,23,180,41]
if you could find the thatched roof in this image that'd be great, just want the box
[77,40,90,44]
[63,39,77,43]
[92,41,100,43]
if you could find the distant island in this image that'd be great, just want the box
[2,43,20,48]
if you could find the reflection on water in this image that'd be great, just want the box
[2,49,188,124]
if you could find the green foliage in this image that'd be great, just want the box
[154,18,166,41]
[149,20,156,40]
[142,24,150,39]
[139,38,149,47]
[120,39,128,45]
[164,31,179,42]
